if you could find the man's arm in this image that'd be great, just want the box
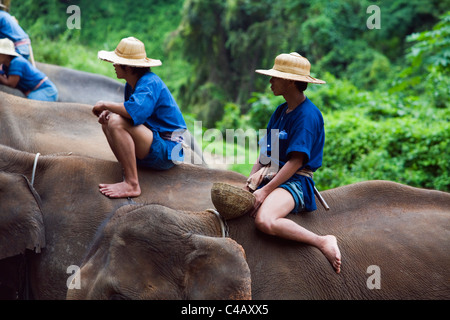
[248,157,264,177]
[0,74,20,88]
[92,101,132,119]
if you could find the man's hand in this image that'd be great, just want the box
[92,101,107,117]
[97,110,111,125]
[0,74,20,88]
[92,100,131,120]
[249,187,270,218]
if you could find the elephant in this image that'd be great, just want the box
[0,144,244,299]
[0,62,124,104]
[0,91,205,165]
[35,62,125,104]
[68,180,450,300]
[66,204,251,300]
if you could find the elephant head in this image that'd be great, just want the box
[67,204,251,300]
[0,171,45,259]
[0,171,46,299]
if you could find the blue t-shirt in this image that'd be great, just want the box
[259,97,325,211]
[5,56,49,92]
[124,72,187,133]
[0,11,29,42]
[124,72,187,154]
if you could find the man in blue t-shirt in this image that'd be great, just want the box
[0,38,57,101]
[92,37,187,199]
[248,52,341,274]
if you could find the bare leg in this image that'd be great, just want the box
[254,188,341,273]
[99,114,153,198]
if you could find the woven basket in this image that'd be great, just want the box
[211,182,255,220]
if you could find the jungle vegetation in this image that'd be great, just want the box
[10,0,449,191]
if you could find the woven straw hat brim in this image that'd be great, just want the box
[211,182,255,220]
[255,68,325,84]
[0,39,20,57]
[98,50,162,67]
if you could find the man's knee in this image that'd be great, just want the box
[255,215,275,235]
[104,113,130,131]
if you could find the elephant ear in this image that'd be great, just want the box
[184,235,251,300]
[0,172,46,259]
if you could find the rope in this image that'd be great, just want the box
[206,209,228,238]
[31,153,40,187]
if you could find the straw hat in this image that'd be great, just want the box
[211,182,255,220]
[0,38,19,57]
[98,37,162,67]
[256,52,325,84]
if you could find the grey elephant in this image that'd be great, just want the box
[0,62,124,104]
[67,204,251,299]
[68,181,450,300]
[1,144,449,299]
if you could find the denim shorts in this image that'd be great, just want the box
[279,180,306,214]
[27,81,58,102]
[136,131,181,170]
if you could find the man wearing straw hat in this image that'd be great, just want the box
[247,52,341,273]
[93,37,187,198]
[0,38,58,101]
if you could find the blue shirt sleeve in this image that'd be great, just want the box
[7,56,47,92]
[123,72,187,133]
[7,57,25,77]
[124,80,159,126]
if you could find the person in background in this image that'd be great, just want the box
[0,38,58,101]
[0,8,32,60]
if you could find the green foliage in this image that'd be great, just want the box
[12,0,184,54]
[317,105,449,191]
[169,0,446,125]
[246,90,284,131]
[391,11,450,109]
[406,12,450,73]
[10,0,189,99]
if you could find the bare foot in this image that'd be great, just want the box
[319,235,341,274]
[98,181,141,198]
